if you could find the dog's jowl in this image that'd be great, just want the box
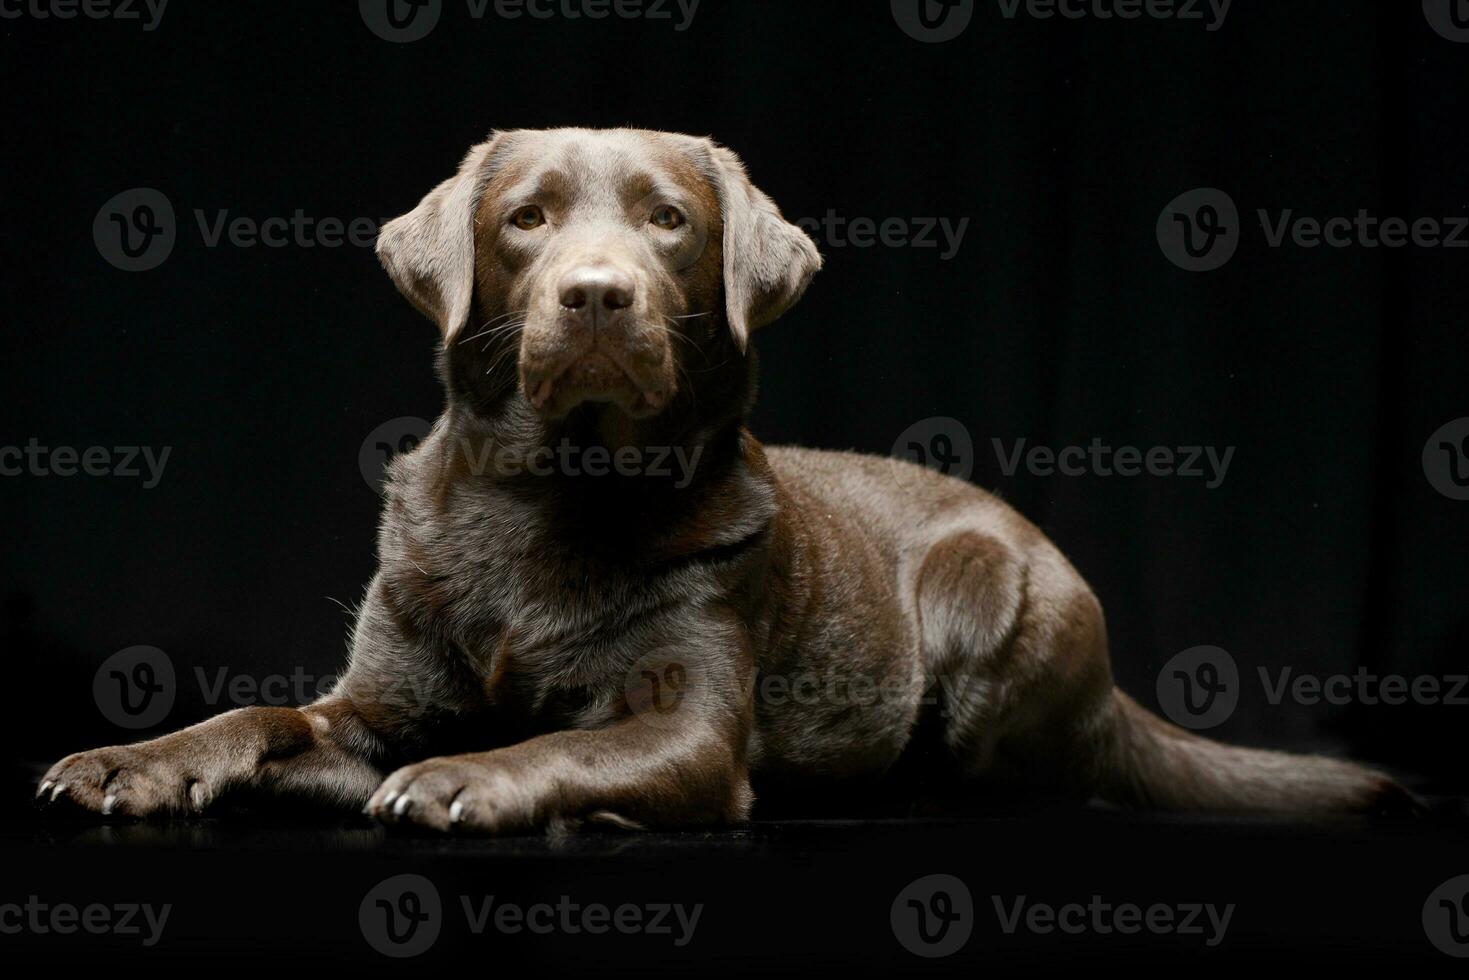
[40,128,1413,832]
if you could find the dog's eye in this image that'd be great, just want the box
[511,206,545,230]
[650,206,684,230]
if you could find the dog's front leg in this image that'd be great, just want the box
[365,635,754,834]
[38,581,474,817]
[38,699,389,816]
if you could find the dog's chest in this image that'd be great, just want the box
[396,491,694,718]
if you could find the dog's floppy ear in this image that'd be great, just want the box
[376,136,500,342]
[707,144,822,352]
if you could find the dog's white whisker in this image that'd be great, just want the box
[323,595,354,616]
[457,310,531,345]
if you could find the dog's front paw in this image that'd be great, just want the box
[38,745,212,818]
[365,754,550,835]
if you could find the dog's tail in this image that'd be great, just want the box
[1092,690,1419,814]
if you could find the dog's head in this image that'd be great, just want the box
[377,128,821,421]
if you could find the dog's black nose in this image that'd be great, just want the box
[559,266,635,319]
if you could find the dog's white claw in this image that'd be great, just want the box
[38,780,53,798]
[382,790,399,809]
[51,782,67,802]
[448,800,464,825]
[392,794,412,816]
[189,782,208,810]
[101,794,117,815]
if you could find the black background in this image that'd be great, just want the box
[2,0,1468,969]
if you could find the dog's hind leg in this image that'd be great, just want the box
[914,524,1415,813]
[912,527,1115,798]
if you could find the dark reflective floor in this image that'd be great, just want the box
[5,776,1469,971]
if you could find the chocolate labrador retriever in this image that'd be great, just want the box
[39,128,1410,831]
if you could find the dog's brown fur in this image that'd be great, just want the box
[39,128,1412,831]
